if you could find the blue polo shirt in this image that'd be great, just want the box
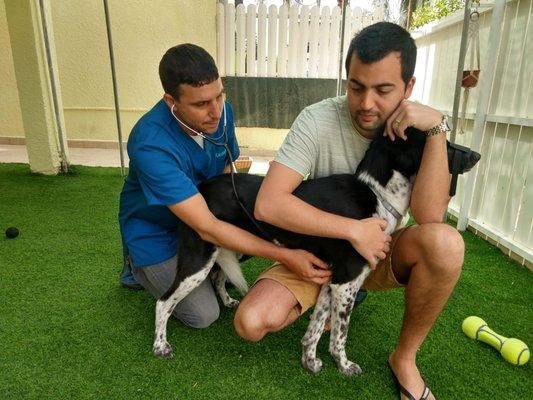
[119,99,239,267]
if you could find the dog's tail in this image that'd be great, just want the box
[216,248,249,294]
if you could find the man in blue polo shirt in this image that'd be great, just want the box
[118,44,329,329]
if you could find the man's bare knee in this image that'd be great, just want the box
[234,305,267,341]
[420,223,464,276]
[233,278,300,341]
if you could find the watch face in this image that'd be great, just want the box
[443,117,451,131]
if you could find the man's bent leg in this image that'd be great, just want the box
[234,279,300,341]
[389,223,464,399]
[234,263,321,341]
[133,256,220,329]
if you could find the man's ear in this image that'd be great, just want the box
[163,93,175,109]
[404,76,416,99]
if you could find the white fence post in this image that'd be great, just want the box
[328,6,341,79]
[298,6,310,77]
[216,3,225,76]
[278,4,288,77]
[246,4,257,77]
[287,5,299,77]
[308,6,320,78]
[318,6,331,78]
[235,4,246,76]
[267,4,278,77]
[257,4,267,77]
[225,3,235,76]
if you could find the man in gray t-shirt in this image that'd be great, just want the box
[236,22,460,400]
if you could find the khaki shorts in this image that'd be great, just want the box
[255,227,409,315]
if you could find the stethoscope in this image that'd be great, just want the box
[169,99,279,244]
[170,100,237,173]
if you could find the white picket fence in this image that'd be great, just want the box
[413,0,533,266]
[216,3,385,79]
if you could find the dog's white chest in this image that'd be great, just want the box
[358,170,412,234]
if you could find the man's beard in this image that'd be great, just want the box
[353,112,385,135]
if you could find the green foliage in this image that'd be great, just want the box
[411,0,465,29]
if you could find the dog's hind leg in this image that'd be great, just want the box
[210,266,239,308]
[301,284,331,373]
[153,247,220,358]
[329,267,371,377]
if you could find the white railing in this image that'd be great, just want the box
[413,0,532,266]
[216,3,384,79]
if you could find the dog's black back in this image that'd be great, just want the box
[196,132,427,284]
[176,130,480,289]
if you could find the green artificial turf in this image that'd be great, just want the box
[0,163,531,399]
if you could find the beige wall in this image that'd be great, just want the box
[0,0,24,137]
[1,0,218,141]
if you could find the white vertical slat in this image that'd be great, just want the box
[246,4,257,77]
[257,4,268,77]
[340,6,353,80]
[216,3,225,76]
[352,7,363,37]
[278,4,289,77]
[510,1,532,115]
[225,3,235,76]
[287,5,299,77]
[489,123,513,229]
[308,6,320,78]
[499,125,525,235]
[318,6,330,78]
[236,4,246,76]
[362,12,373,28]
[297,6,310,77]
[328,6,341,79]
[493,1,520,116]
[267,4,278,77]
[373,5,385,22]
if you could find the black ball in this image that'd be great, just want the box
[5,227,19,239]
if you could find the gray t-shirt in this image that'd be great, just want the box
[275,95,372,179]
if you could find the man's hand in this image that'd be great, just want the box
[280,248,331,285]
[386,100,443,141]
[347,218,391,269]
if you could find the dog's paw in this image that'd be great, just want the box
[337,360,362,377]
[153,341,174,359]
[223,298,240,308]
[301,356,323,373]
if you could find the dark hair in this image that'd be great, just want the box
[345,22,417,86]
[159,43,219,99]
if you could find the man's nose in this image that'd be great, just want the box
[360,91,375,110]
[208,100,222,119]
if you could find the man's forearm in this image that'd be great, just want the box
[255,192,359,241]
[199,217,293,263]
[410,132,451,223]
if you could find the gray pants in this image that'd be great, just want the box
[132,255,220,329]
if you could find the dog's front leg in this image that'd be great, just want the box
[153,251,219,358]
[301,284,331,373]
[329,267,371,376]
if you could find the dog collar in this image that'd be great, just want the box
[369,187,403,220]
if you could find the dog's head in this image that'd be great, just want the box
[356,128,427,185]
[356,128,481,190]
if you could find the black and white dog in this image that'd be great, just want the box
[152,129,480,376]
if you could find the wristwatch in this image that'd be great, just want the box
[425,115,451,136]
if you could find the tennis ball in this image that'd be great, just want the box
[501,338,530,366]
[5,227,19,239]
[462,316,487,339]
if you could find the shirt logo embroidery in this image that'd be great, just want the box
[215,150,226,158]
